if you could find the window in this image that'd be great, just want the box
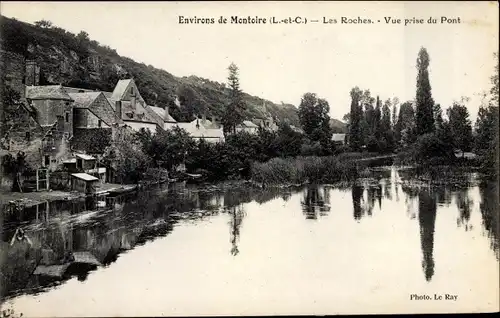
[130,87,134,95]
[65,112,70,123]
[44,155,50,166]
[98,120,102,128]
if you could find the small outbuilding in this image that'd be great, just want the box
[71,173,99,194]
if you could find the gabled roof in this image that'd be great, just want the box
[70,92,123,126]
[102,91,113,98]
[111,79,133,100]
[68,92,101,108]
[144,105,165,127]
[26,85,73,101]
[148,105,177,123]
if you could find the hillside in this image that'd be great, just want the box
[0,15,300,125]
[330,118,347,133]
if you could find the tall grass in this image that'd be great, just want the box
[251,155,367,185]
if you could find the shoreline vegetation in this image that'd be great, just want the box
[1,24,498,207]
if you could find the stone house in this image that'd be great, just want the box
[69,91,123,155]
[105,79,163,133]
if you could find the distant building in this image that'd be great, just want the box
[235,120,259,134]
[332,133,347,145]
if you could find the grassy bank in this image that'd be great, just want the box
[250,154,378,185]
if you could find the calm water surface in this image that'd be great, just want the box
[1,167,499,315]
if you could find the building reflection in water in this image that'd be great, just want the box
[301,185,330,220]
[418,190,437,282]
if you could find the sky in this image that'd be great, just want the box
[1,1,498,121]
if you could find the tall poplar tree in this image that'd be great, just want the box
[222,62,245,135]
[348,87,363,151]
[415,47,435,135]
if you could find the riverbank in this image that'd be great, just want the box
[0,183,138,209]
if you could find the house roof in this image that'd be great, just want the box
[240,120,258,128]
[63,86,96,94]
[332,133,346,141]
[71,173,99,181]
[102,91,113,98]
[75,153,96,160]
[148,105,177,123]
[68,92,101,108]
[168,120,224,139]
[111,79,133,100]
[144,105,165,127]
[26,85,73,101]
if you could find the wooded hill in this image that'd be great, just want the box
[1,15,348,131]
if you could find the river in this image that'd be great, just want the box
[1,166,498,316]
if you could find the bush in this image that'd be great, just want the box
[404,133,455,165]
[251,155,362,185]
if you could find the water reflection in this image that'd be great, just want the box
[228,206,245,256]
[1,167,499,309]
[418,190,437,282]
[352,185,363,221]
[479,181,499,259]
[301,186,330,220]
[455,189,473,231]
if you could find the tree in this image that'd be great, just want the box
[396,101,417,148]
[102,127,151,184]
[433,103,444,132]
[34,20,52,28]
[381,99,394,152]
[140,126,196,170]
[274,123,303,157]
[297,92,333,149]
[222,63,245,135]
[348,87,363,151]
[491,52,499,107]
[361,89,375,144]
[391,97,399,129]
[415,47,435,135]
[447,102,473,154]
[373,96,382,139]
[475,104,498,152]
[77,31,90,42]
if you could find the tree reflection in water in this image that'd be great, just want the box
[479,180,499,259]
[301,186,330,220]
[352,185,364,221]
[228,206,246,256]
[455,189,473,231]
[418,190,437,282]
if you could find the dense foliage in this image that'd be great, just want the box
[0,16,301,126]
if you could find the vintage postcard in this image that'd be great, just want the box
[0,1,498,316]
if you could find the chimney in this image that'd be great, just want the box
[115,101,122,119]
[202,113,207,125]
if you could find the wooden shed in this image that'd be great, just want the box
[70,173,99,194]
